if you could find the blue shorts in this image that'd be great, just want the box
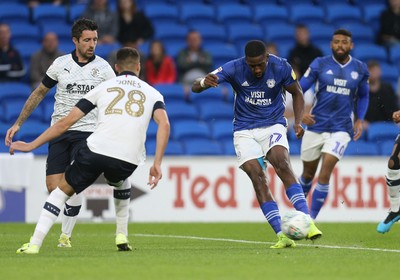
[64,144,137,194]
[46,130,92,176]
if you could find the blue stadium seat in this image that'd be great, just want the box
[226,23,264,46]
[15,42,42,63]
[307,23,335,46]
[389,46,400,65]
[288,140,301,155]
[154,83,187,103]
[0,82,31,103]
[203,42,239,69]
[190,86,227,103]
[380,63,400,85]
[289,4,325,25]
[32,4,68,25]
[167,102,199,122]
[180,3,215,26]
[264,23,296,45]
[4,100,44,123]
[164,42,186,58]
[146,120,158,142]
[144,3,179,26]
[316,0,352,7]
[197,101,233,122]
[220,139,235,155]
[352,44,388,64]
[96,43,121,60]
[165,140,185,155]
[17,120,49,142]
[335,23,375,44]
[40,22,71,44]
[344,140,380,156]
[216,4,253,26]
[325,4,363,25]
[366,122,399,142]
[210,120,233,141]
[183,139,224,155]
[69,4,86,23]
[9,23,41,45]
[361,3,385,32]
[189,23,227,44]
[254,4,289,26]
[379,140,395,156]
[0,3,30,24]
[173,120,211,141]
[59,41,75,54]
[154,23,189,45]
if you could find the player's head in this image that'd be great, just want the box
[0,23,11,48]
[71,18,98,62]
[331,29,353,63]
[245,40,267,78]
[115,47,141,76]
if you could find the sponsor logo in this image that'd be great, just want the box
[266,79,275,88]
[241,81,249,86]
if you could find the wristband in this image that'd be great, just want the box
[200,78,206,88]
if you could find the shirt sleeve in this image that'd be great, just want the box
[300,58,319,92]
[212,61,234,84]
[76,98,96,115]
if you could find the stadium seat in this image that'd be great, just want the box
[352,44,388,64]
[226,23,264,46]
[9,23,41,45]
[40,22,71,44]
[190,86,227,103]
[254,4,289,26]
[335,23,375,44]
[210,120,233,141]
[325,4,363,25]
[69,4,86,23]
[361,3,386,32]
[0,3,30,24]
[59,41,75,54]
[379,140,395,156]
[289,4,325,25]
[220,138,235,155]
[389,46,400,65]
[146,120,158,142]
[380,63,400,85]
[17,120,49,142]
[4,100,44,123]
[15,42,42,63]
[344,140,380,156]
[144,3,179,26]
[154,83,187,103]
[95,43,121,59]
[203,42,239,69]
[164,139,185,155]
[167,102,199,122]
[180,3,215,26]
[316,0,352,7]
[216,4,253,26]
[0,82,31,103]
[366,122,399,142]
[197,101,233,122]
[173,120,211,141]
[164,42,186,58]
[264,23,296,45]
[307,23,335,46]
[154,22,189,45]
[32,4,68,25]
[189,23,227,45]
[183,139,224,155]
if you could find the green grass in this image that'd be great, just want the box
[1,223,399,280]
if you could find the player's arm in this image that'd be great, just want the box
[285,80,305,139]
[192,73,219,93]
[9,106,86,155]
[353,82,370,141]
[148,105,170,189]
[5,83,50,146]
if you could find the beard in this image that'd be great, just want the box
[332,49,350,62]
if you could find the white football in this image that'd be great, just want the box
[281,210,311,240]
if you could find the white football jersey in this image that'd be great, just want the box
[46,53,116,132]
[83,72,165,165]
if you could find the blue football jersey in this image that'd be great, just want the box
[214,55,296,131]
[300,55,369,135]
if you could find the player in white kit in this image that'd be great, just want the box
[10,47,170,254]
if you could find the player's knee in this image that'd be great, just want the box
[388,157,400,170]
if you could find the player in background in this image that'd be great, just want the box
[11,47,170,254]
[377,110,400,233]
[298,29,370,220]
[4,18,122,249]
[192,40,322,249]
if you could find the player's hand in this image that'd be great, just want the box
[393,110,400,123]
[5,124,20,146]
[148,164,162,189]
[203,73,219,88]
[302,113,315,126]
[293,123,305,139]
[353,119,363,141]
[9,141,32,155]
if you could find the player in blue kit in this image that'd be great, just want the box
[298,29,370,220]
[192,40,322,249]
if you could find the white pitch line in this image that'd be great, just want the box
[133,233,400,253]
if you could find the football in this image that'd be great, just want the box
[281,210,311,240]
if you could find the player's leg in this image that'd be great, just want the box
[17,181,75,254]
[299,131,324,197]
[310,131,350,220]
[378,136,400,233]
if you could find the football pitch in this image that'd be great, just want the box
[1,222,399,280]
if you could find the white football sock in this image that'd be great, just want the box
[112,179,131,236]
[61,192,83,238]
[31,187,70,246]
[387,168,400,212]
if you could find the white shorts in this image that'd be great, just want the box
[300,130,351,162]
[233,124,289,167]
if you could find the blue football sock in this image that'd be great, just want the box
[286,183,310,215]
[310,183,330,219]
[260,201,281,234]
[299,176,312,198]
